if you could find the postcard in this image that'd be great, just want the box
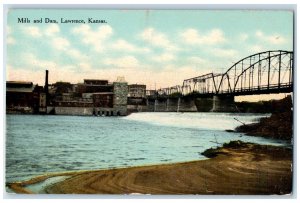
[5,8,294,196]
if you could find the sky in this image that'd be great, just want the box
[6,9,293,100]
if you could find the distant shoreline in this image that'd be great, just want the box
[7,141,292,195]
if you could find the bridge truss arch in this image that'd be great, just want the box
[217,50,293,95]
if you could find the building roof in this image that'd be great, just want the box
[7,81,33,89]
[7,81,33,85]
[129,84,146,88]
[77,83,113,87]
[84,79,108,82]
[6,81,36,93]
[84,79,109,85]
[6,86,35,93]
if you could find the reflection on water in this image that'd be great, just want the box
[6,113,286,182]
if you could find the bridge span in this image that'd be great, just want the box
[145,50,293,112]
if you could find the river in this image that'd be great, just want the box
[6,112,287,183]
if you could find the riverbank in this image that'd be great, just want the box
[235,96,293,140]
[235,111,292,140]
[7,141,292,195]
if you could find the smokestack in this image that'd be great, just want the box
[45,70,49,105]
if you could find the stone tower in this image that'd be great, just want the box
[113,77,128,116]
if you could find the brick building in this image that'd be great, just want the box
[6,81,43,113]
[50,78,128,116]
[128,84,146,98]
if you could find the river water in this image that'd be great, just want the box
[6,113,287,183]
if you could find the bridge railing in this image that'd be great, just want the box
[217,83,292,95]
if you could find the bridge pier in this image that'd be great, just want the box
[154,98,169,112]
[211,95,236,112]
[194,97,214,112]
[177,97,197,112]
[166,98,169,111]
[166,98,180,112]
[177,97,180,112]
[145,95,238,112]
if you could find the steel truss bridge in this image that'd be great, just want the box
[156,50,293,97]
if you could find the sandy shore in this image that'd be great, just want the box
[7,141,292,195]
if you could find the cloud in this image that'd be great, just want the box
[23,24,60,38]
[72,24,113,52]
[103,56,140,68]
[23,26,42,37]
[28,24,87,62]
[255,30,286,45]
[152,53,175,62]
[50,36,87,61]
[78,62,92,72]
[255,31,264,38]
[211,48,238,58]
[6,65,43,83]
[249,45,264,53]
[6,26,16,44]
[140,64,208,89]
[111,39,150,53]
[45,24,60,37]
[239,33,249,41]
[188,56,207,64]
[181,28,226,45]
[7,64,79,85]
[22,24,61,38]
[21,25,86,61]
[9,53,79,83]
[52,37,70,50]
[140,27,179,51]
[8,52,210,90]
[67,49,87,61]
[22,53,57,69]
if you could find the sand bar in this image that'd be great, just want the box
[7,141,292,195]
